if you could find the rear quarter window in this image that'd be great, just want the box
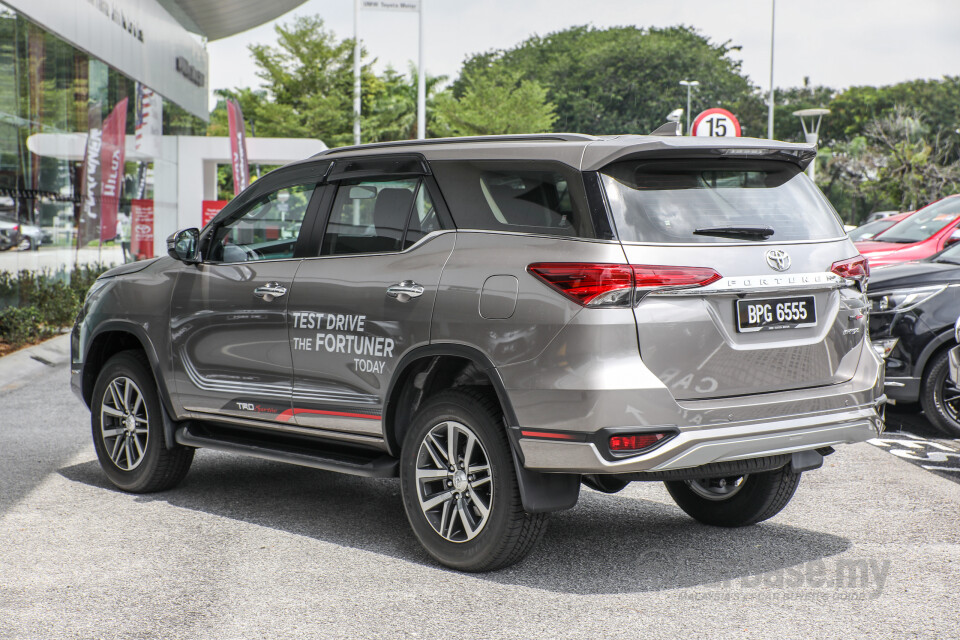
[601,159,845,243]
[430,160,596,238]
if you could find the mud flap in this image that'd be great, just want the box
[507,435,580,513]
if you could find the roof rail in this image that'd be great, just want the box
[315,133,598,157]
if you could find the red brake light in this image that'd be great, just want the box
[528,263,722,307]
[831,255,870,282]
[609,433,669,452]
[631,265,721,290]
[527,263,634,307]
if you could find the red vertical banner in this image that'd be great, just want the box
[202,200,229,227]
[99,97,128,241]
[130,199,154,259]
[226,99,250,196]
[78,101,103,248]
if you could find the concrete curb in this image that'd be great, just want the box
[0,333,71,392]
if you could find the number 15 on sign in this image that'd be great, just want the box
[691,108,742,137]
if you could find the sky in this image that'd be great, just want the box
[207,0,960,110]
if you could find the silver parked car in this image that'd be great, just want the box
[18,223,43,250]
[71,133,884,571]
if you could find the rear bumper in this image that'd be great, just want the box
[516,402,883,473]
[506,336,885,474]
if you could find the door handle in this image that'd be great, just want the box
[253,282,288,302]
[386,280,425,302]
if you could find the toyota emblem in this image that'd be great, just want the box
[765,249,791,272]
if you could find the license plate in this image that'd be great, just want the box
[736,296,816,332]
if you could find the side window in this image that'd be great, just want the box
[321,177,441,255]
[430,160,595,238]
[403,182,440,249]
[208,183,316,262]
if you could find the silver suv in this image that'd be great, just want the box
[71,133,885,571]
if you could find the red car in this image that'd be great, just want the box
[856,195,960,267]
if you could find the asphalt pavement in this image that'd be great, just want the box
[1,336,959,639]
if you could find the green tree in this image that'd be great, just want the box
[223,15,383,147]
[453,25,763,136]
[863,106,960,210]
[364,64,448,141]
[433,67,556,136]
[817,136,890,224]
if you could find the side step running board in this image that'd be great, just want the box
[174,423,399,478]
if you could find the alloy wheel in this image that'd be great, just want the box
[685,475,748,501]
[414,420,493,542]
[99,376,150,471]
[935,374,960,425]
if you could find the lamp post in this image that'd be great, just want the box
[679,80,699,135]
[768,0,776,139]
[793,108,830,182]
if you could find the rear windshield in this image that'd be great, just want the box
[601,160,844,243]
[871,197,960,244]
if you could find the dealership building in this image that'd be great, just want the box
[0,0,322,271]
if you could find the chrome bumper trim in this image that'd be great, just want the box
[518,404,882,474]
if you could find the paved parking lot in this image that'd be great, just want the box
[2,337,958,639]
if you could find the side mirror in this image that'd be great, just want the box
[166,228,200,263]
[947,229,960,246]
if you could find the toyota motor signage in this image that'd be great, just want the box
[4,0,209,120]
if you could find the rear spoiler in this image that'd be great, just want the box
[581,137,817,171]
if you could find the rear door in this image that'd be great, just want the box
[169,170,323,422]
[285,158,454,442]
[600,158,868,400]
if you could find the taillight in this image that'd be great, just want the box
[528,263,721,307]
[831,255,870,284]
[631,265,722,290]
[527,263,634,307]
[609,432,670,452]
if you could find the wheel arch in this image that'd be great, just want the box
[383,344,519,456]
[82,321,179,448]
[384,343,580,513]
[914,328,956,380]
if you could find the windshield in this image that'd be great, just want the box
[873,197,960,244]
[848,219,895,241]
[933,241,960,265]
[601,159,844,243]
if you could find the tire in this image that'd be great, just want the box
[664,466,801,527]
[91,351,193,493]
[399,389,547,572]
[17,237,32,251]
[919,348,960,437]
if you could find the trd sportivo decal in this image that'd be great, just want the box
[290,311,396,375]
[221,400,288,416]
[275,408,380,422]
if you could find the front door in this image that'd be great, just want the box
[169,179,321,423]
[286,172,452,441]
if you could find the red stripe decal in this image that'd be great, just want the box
[520,430,578,440]
[276,408,381,422]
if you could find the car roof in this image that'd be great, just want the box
[309,133,817,171]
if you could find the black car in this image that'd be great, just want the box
[868,244,960,436]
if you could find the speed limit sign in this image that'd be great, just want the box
[691,108,742,137]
